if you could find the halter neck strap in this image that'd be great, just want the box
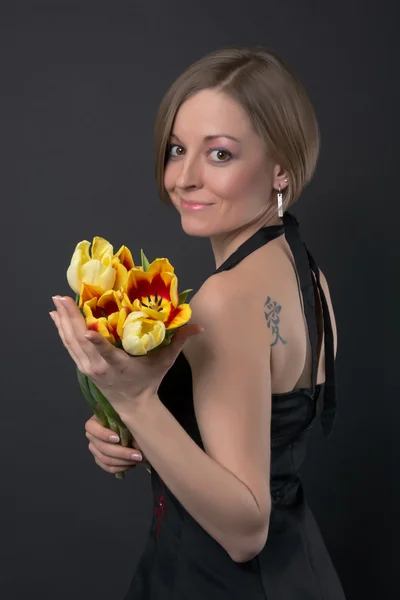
[214,224,285,274]
[283,213,337,437]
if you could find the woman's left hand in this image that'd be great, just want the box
[50,295,203,416]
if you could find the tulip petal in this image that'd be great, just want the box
[82,297,99,320]
[151,272,174,300]
[114,245,134,271]
[123,311,150,326]
[140,305,170,322]
[97,290,121,316]
[113,262,129,291]
[121,292,133,311]
[165,303,192,329]
[91,237,114,263]
[107,312,121,341]
[168,275,179,307]
[80,282,104,308]
[67,240,91,294]
[122,335,147,356]
[132,298,142,311]
[77,240,91,262]
[80,259,116,292]
[83,297,116,343]
[147,258,175,275]
[116,307,130,339]
[122,317,166,356]
[88,315,116,344]
[125,269,152,303]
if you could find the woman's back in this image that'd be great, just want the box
[186,218,338,396]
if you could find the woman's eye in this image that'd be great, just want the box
[168,144,232,162]
[169,144,185,157]
[209,149,232,162]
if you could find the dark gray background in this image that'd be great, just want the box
[1,2,395,599]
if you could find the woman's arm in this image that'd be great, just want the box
[119,276,272,563]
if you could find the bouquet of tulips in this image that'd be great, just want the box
[66,236,192,479]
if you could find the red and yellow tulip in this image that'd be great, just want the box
[82,291,128,345]
[122,258,192,333]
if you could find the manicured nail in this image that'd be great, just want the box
[131,453,142,461]
[109,434,120,442]
[49,311,55,321]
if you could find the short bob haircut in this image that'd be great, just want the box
[154,46,320,212]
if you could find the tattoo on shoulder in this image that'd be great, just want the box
[264,296,287,346]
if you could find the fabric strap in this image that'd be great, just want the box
[283,213,337,437]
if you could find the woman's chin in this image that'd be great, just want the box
[180,217,213,238]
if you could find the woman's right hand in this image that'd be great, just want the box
[85,415,150,475]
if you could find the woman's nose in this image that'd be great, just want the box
[175,157,203,189]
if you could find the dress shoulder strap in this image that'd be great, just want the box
[214,224,285,274]
[306,247,338,437]
[283,212,337,438]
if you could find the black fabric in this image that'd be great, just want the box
[283,212,337,438]
[123,212,345,599]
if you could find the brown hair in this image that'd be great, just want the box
[154,46,320,211]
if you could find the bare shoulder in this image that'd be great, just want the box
[187,269,271,346]
[189,271,251,320]
[185,245,297,358]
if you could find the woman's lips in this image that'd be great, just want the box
[181,200,213,211]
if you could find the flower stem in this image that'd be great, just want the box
[76,369,132,481]
[119,424,133,448]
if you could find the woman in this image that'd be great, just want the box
[51,46,346,599]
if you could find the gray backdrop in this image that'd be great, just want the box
[1,2,394,599]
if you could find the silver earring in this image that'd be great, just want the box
[277,185,283,217]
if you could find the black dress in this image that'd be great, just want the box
[123,212,346,599]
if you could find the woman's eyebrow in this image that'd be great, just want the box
[170,133,241,144]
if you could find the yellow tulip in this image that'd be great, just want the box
[121,311,166,356]
[67,237,116,297]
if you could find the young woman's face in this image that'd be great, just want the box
[164,88,279,237]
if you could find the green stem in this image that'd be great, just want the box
[94,406,108,428]
[114,423,132,481]
[86,378,122,424]
[76,369,131,481]
[77,368,98,414]
[119,423,133,448]
[85,378,133,482]
[77,369,109,427]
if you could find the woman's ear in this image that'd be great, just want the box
[272,165,289,192]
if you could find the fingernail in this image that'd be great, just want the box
[109,434,120,442]
[49,311,55,321]
[131,453,142,461]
